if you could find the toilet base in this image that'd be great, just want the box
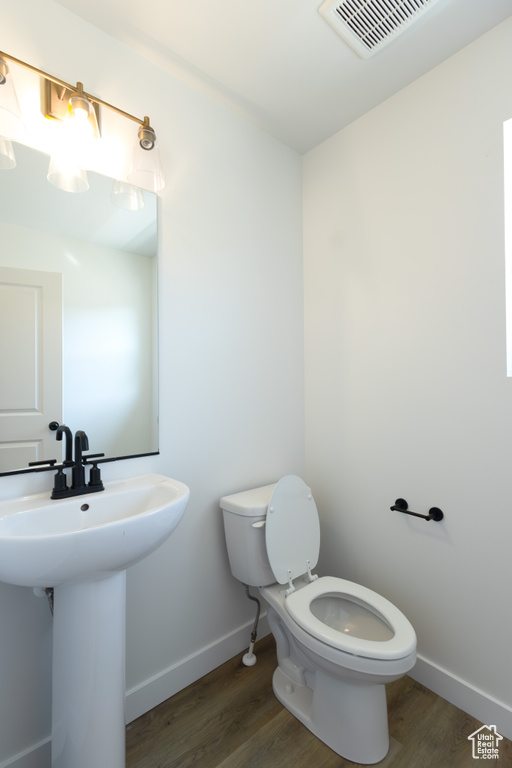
[272,665,389,764]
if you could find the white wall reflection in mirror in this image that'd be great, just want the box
[0,142,158,474]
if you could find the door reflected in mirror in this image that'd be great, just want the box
[0,142,159,475]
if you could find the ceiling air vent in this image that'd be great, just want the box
[318,0,442,58]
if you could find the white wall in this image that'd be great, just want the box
[304,17,512,738]
[0,2,304,765]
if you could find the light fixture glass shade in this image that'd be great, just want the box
[0,137,16,169]
[0,58,25,141]
[111,180,145,211]
[68,93,99,152]
[63,92,98,168]
[47,89,99,193]
[47,151,89,193]
[127,125,165,193]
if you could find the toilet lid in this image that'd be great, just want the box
[265,475,320,585]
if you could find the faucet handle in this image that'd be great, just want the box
[87,461,104,490]
[28,459,57,467]
[52,466,68,494]
[83,453,105,463]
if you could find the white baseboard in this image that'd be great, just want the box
[9,627,509,767]
[0,616,269,768]
[126,635,512,739]
[0,738,51,768]
[410,654,512,740]
[125,614,270,724]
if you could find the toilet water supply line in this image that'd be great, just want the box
[242,584,261,666]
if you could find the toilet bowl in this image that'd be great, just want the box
[220,475,417,764]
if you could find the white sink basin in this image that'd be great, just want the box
[0,471,190,767]
[0,472,190,587]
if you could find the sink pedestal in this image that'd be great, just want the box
[52,572,126,768]
[0,473,190,767]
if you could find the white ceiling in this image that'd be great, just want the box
[57,0,512,154]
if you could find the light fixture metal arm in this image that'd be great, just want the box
[0,50,152,129]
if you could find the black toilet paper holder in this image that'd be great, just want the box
[390,498,444,522]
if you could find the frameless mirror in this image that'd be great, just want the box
[0,141,158,475]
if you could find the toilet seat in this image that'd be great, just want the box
[285,576,416,660]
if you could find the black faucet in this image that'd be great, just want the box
[71,430,89,490]
[50,427,105,499]
[55,424,73,465]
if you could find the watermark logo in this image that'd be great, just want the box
[468,725,503,759]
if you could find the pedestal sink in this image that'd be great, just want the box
[0,472,190,768]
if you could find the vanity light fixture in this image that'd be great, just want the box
[0,51,165,195]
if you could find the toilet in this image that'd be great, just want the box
[220,475,416,764]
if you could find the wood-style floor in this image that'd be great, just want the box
[126,635,511,767]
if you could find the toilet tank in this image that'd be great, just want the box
[220,483,276,587]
